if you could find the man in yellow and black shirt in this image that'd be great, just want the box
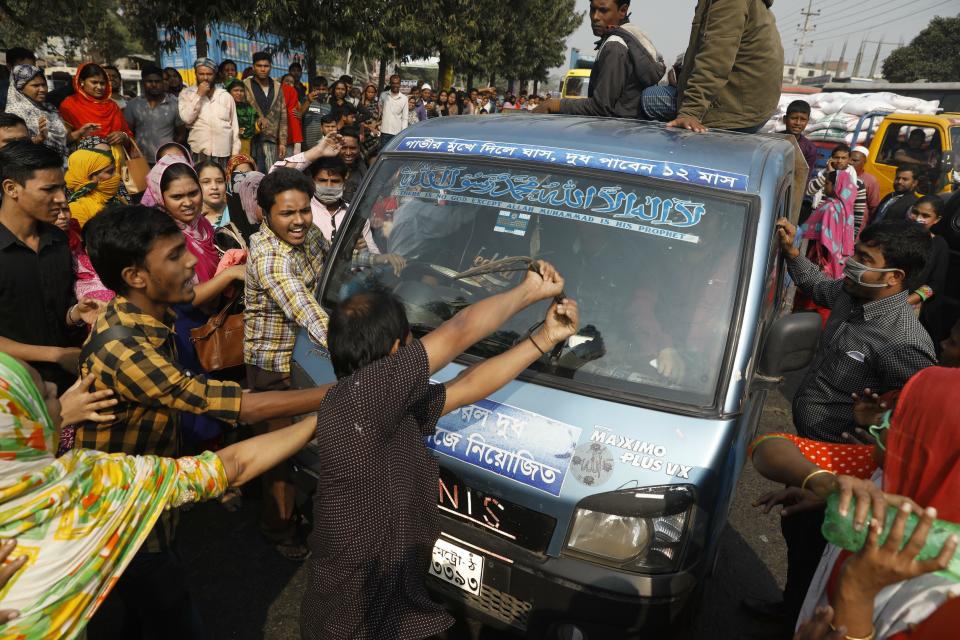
[79,205,330,639]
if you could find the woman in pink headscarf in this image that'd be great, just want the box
[141,156,246,448]
[795,169,858,324]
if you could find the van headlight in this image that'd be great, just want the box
[564,485,696,573]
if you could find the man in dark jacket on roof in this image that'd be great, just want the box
[535,0,665,119]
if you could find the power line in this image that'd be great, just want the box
[810,0,901,26]
[807,0,953,43]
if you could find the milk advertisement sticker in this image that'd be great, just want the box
[427,398,581,496]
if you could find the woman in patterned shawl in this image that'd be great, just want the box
[0,353,320,639]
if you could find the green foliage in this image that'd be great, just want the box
[0,0,146,60]
[882,15,960,83]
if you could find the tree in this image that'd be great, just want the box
[121,0,253,58]
[0,0,147,61]
[882,15,960,83]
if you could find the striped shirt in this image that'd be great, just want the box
[77,297,243,550]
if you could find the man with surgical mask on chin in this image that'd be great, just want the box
[776,217,936,445]
[271,133,404,271]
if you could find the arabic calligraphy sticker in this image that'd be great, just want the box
[570,442,614,487]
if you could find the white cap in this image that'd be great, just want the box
[421,83,432,91]
[852,145,869,156]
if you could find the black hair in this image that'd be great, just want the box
[102,64,120,76]
[313,76,328,87]
[218,59,237,73]
[84,205,181,295]
[252,51,272,64]
[389,74,400,82]
[339,74,353,85]
[163,66,180,75]
[786,99,811,116]
[0,113,27,129]
[832,143,851,156]
[319,113,338,125]
[5,47,35,67]
[281,73,295,84]
[908,129,926,140]
[159,162,199,193]
[195,159,227,181]
[329,80,348,104]
[141,65,164,79]
[858,220,931,290]
[328,289,410,378]
[339,126,360,141]
[914,194,944,218]
[256,167,314,214]
[78,64,107,82]
[0,140,63,186]
[289,61,302,70]
[340,102,357,116]
[615,0,631,7]
[308,155,347,179]
[896,163,921,180]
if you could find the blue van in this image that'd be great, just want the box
[291,115,818,638]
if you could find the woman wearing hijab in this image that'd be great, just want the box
[141,157,246,446]
[4,65,70,158]
[64,148,126,227]
[59,63,133,145]
[53,201,114,304]
[794,169,858,324]
[751,364,960,639]
[0,352,323,640]
[225,153,256,193]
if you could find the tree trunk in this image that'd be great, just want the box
[437,50,455,91]
[507,78,515,94]
[489,74,497,88]
[378,57,388,92]
[194,20,208,58]
[533,80,539,95]
[307,46,317,86]
[466,73,474,90]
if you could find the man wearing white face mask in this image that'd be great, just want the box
[271,135,384,254]
[776,217,936,444]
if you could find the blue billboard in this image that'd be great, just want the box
[158,23,305,80]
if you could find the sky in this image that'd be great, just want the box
[560,0,956,76]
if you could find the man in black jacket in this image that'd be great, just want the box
[871,164,921,225]
[535,0,665,118]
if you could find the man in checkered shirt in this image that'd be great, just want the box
[776,217,936,444]
[79,206,335,638]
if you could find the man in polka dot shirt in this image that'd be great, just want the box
[300,261,579,640]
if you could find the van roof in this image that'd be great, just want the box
[390,114,796,195]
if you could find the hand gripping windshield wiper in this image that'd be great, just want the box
[455,257,571,363]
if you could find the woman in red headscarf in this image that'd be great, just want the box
[59,63,133,145]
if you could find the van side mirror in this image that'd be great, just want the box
[758,312,822,379]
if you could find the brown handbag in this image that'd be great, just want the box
[190,295,245,372]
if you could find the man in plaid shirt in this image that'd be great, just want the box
[79,206,334,639]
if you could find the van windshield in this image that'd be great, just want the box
[323,157,751,408]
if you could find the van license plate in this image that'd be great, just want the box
[430,538,484,595]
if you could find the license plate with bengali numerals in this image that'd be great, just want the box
[429,537,484,595]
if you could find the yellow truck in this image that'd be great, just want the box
[816,111,959,197]
[559,69,591,100]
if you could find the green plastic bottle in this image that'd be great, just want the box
[821,492,960,582]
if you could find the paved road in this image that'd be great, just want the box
[183,393,797,639]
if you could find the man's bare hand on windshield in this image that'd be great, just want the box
[776,217,800,259]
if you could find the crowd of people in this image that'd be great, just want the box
[1,0,959,638]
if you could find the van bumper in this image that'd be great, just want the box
[428,519,703,639]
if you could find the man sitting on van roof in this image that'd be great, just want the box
[534,0,666,119]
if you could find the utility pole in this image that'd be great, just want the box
[836,38,849,77]
[852,35,869,78]
[792,0,820,82]
[868,36,885,79]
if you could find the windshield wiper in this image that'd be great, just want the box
[453,256,534,279]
